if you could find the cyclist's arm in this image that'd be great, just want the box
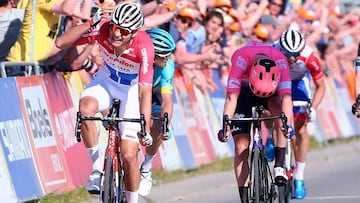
[280,93,294,127]
[223,92,238,120]
[160,60,175,126]
[138,32,155,132]
[139,84,153,132]
[55,22,94,49]
[305,51,325,109]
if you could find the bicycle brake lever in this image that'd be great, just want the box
[280,112,289,135]
[75,111,82,142]
[162,112,169,134]
[139,114,146,137]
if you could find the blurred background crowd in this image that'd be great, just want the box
[1,0,360,99]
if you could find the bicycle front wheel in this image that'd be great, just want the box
[103,154,116,203]
[252,147,261,203]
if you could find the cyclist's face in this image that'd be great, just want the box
[154,55,170,68]
[109,24,132,46]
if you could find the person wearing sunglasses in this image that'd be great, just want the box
[55,2,155,202]
[138,28,176,197]
[270,29,326,199]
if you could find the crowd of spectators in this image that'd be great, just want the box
[1,0,360,97]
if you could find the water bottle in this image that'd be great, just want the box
[265,138,275,162]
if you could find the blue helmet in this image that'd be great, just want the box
[146,28,176,57]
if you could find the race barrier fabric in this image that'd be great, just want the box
[0,69,360,202]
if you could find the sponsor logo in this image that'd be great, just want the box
[228,78,241,89]
[141,48,149,74]
[22,86,55,148]
[0,119,32,161]
[235,56,247,71]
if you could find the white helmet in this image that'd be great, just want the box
[111,2,144,32]
[279,29,306,53]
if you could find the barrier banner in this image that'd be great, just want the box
[0,144,17,203]
[170,90,196,169]
[44,71,92,187]
[173,70,212,166]
[184,79,216,161]
[317,77,342,140]
[0,78,43,201]
[16,76,73,193]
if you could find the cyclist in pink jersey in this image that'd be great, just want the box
[218,40,294,203]
[56,3,154,202]
[272,29,325,199]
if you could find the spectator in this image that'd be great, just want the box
[0,0,23,62]
[6,0,92,62]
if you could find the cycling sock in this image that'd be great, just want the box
[141,153,156,172]
[87,145,102,172]
[126,190,139,203]
[238,186,249,203]
[274,147,286,167]
[295,161,306,180]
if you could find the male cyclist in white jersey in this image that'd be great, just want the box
[271,29,325,199]
[138,28,176,197]
[55,2,154,203]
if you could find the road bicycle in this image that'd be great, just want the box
[223,106,288,203]
[277,100,310,203]
[75,99,153,203]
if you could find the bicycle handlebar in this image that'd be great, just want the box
[74,112,147,142]
[222,110,288,135]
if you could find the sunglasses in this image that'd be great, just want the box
[110,24,132,36]
[178,16,193,27]
[279,46,300,58]
[270,1,283,7]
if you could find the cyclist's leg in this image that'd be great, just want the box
[292,76,312,199]
[232,83,255,202]
[267,96,288,185]
[80,82,112,193]
[118,84,142,203]
[139,110,161,196]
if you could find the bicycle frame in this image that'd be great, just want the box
[223,106,288,203]
[75,99,146,203]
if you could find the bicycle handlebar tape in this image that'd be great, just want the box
[75,112,82,142]
[163,112,169,134]
[223,115,229,132]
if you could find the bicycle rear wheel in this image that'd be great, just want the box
[103,154,116,203]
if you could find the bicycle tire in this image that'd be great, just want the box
[260,149,274,203]
[119,157,127,203]
[103,154,115,203]
[252,147,261,203]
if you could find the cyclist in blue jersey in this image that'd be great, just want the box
[139,28,176,197]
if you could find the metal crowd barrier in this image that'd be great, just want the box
[0,61,40,78]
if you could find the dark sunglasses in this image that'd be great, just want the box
[270,1,283,7]
[283,50,300,58]
[110,24,132,36]
[178,16,193,27]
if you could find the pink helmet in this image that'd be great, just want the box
[248,55,281,98]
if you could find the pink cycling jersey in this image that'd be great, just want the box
[73,21,154,86]
[228,41,292,96]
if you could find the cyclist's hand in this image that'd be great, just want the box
[138,132,153,146]
[89,8,103,27]
[160,127,172,140]
[352,103,360,117]
[217,129,231,142]
[308,107,316,121]
[281,125,295,139]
